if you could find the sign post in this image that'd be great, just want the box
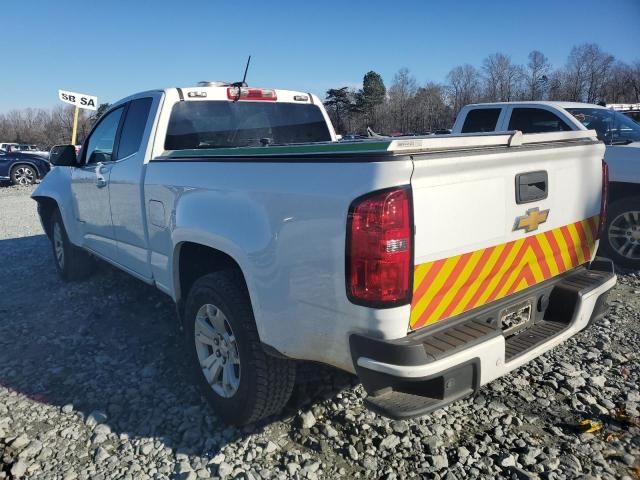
[58,90,98,145]
[71,104,80,145]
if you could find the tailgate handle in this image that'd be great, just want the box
[516,171,548,204]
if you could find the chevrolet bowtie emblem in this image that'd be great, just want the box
[514,207,549,233]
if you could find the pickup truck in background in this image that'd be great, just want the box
[33,84,616,424]
[452,101,640,269]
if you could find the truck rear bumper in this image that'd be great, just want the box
[350,258,616,419]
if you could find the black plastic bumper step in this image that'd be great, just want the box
[365,377,476,419]
[422,319,495,360]
[505,320,567,361]
[366,390,443,419]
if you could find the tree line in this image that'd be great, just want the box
[324,43,640,135]
[0,103,110,149]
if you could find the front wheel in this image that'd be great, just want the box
[10,164,37,185]
[601,196,640,270]
[185,271,296,425]
[50,209,95,281]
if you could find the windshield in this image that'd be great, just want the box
[164,101,331,151]
[566,107,640,144]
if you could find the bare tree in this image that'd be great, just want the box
[412,83,449,132]
[627,61,640,102]
[387,68,418,133]
[482,53,524,102]
[526,50,551,100]
[546,69,567,101]
[565,43,615,102]
[446,64,480,115]
[602,61,633,103]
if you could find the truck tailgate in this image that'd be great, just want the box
[408,134,605,330]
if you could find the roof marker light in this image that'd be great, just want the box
[227,87,277,101]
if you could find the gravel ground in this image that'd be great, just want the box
[0,184,638,480]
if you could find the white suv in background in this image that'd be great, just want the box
[452,101,640,269]
[0,142,19,152]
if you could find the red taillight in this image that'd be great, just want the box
[227,87,277,101]
[598,160,609,239]
[346,187,413,307]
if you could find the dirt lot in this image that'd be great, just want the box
[0,184,638,480]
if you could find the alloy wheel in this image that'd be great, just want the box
[194,303,241,398]
[608,210,640,261]
[14,166,35,185]
[53,222,65,269]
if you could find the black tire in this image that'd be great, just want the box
[50,209,95,281]
[10,164,37,186]
[600,196,640,270]
[185,271,296,425]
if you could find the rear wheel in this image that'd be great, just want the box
[50,209,95,281]
[601,196,640,270]
[185,271,296,425]
[10,164,37,185]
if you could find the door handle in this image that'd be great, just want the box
[95,162,108,188]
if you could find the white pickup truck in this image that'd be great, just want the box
[33,84,616,425]
[453,101,640,269]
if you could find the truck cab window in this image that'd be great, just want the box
[82,107,124,164]
[117,98,153,159]
[164,101,331,151]
[508,108,571,133]
[461,108,501,133]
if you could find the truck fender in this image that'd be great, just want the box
[169,189,273,338]
[31,167,83,246]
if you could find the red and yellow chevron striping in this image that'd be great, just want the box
[409,215,599,330]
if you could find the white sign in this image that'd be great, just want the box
[58,89,98,111]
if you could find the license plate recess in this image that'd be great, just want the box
[500,298,534,335]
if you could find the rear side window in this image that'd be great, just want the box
[508,108,572,133]
[164,101,331,151]
[117,97,153,159]
[461,108,501,133]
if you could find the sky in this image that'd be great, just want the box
[1,0,639,112]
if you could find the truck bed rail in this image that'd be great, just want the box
[156,130,599,161]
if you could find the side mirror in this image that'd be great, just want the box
[49,145,78,166]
